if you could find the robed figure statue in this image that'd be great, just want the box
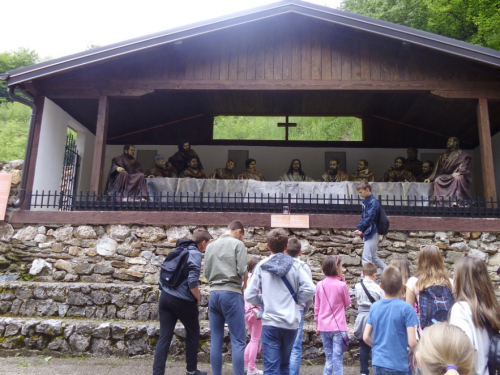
[107,144,148,198]
[426,137,471,203]
[168,139,204,175]
[279,159,314,182]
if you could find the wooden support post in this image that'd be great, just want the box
[477,98,497,201]
[90,96,110,193]
[21,96,45,210]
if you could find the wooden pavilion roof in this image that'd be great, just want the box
[3,0,500,149]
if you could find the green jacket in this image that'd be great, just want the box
[203,234,248,294]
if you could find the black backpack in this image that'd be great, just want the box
[159,241,192,288]
[484,319,500,374]
[376,204,390,235]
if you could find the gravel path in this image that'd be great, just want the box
[0,355,361,375]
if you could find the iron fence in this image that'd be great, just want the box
[58,133,79,211]
[26,190,500,218]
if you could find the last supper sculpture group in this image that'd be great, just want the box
[107,137,471,202]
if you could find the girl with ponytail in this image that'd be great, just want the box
[416,322,474,375]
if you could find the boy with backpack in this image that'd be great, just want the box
[245,228,316,375]
[353,181,387,270]
[353,262,384,375]
[153,228,211,375]
[363,266,419,375]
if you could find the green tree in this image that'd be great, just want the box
[0,48,40,103]
[340,0,500,50]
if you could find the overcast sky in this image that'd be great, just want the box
[2,0,342,60]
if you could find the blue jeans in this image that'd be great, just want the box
[373,366,409,375]
[359,339,371,375]
[262,325,298,375]
[320,331,345,375]
[209,291,246,375]
[289,310,305,375]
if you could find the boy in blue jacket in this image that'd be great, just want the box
[353,181,386,270]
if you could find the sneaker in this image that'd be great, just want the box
[248,369,263,375]
[186,370,207,375]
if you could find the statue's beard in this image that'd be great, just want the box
[328,168,338,175]
[394,166,404,171]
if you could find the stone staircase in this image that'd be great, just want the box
[0,280,356,363]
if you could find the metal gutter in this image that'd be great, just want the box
[7,86,37,208]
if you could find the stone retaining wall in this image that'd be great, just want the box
[1,223,500,285]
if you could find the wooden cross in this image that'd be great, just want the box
[277,116,297,141]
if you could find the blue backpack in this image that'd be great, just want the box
[418,285,454,330]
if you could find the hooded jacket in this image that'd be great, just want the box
[244,253,316,330]
[160,239,202,302]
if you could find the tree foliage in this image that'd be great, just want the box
[341,0,500,50]
[213,116,362,141]
[0,48,40,103]
[0,102,31,161]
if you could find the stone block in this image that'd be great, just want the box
[55,259,73,273]
[0,222,15,242]
[385,232,408,241]
[53,226,74,242]
[480,242,499,254]
[74,263,95,275]
[106,225,131,242]
[469,249,488,261]
[29,259,52,275]
[94,264,115,274]
[74,225,97,239]
[96,237,118,257]
[13,226,38,242]
[68,246,83,256]
[135,226,167,242]
[69,333,91,352]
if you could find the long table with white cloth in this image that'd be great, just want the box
[146,178,433,206]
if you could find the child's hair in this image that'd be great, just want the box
[416,245,452,291]
[247,257,261,274]
[356,180,371,191]
[322,255,342,277]
[267,228,288,253]
[380,266,402,296]
[362,262,377,277]
[287,237,302,257]
[454,256,500,330]
[417,323,474,375]
[389,258,411,284]
[192,228,211,244]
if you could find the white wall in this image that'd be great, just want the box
[103,144,469,188]
[33,98,95,198]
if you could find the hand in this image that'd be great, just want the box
[117,167,125,173]
[424,179,430,183]
[353,230,363,237]
[315,328,320,336]
[452,172,460,178]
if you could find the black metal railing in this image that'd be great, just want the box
[26,190,500,218]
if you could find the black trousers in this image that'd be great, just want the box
[153,291,200,374]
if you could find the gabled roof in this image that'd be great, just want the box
[3,0,500,86]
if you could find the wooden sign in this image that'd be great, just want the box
[271,215,310,228]
[0,174,13,221]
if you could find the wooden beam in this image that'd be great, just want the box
[432,90,500,100]
[43,80,500,97]
[90,96,110,193]
[477,98,497,199]
[22,96,45,210]
[10,210,500,231]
